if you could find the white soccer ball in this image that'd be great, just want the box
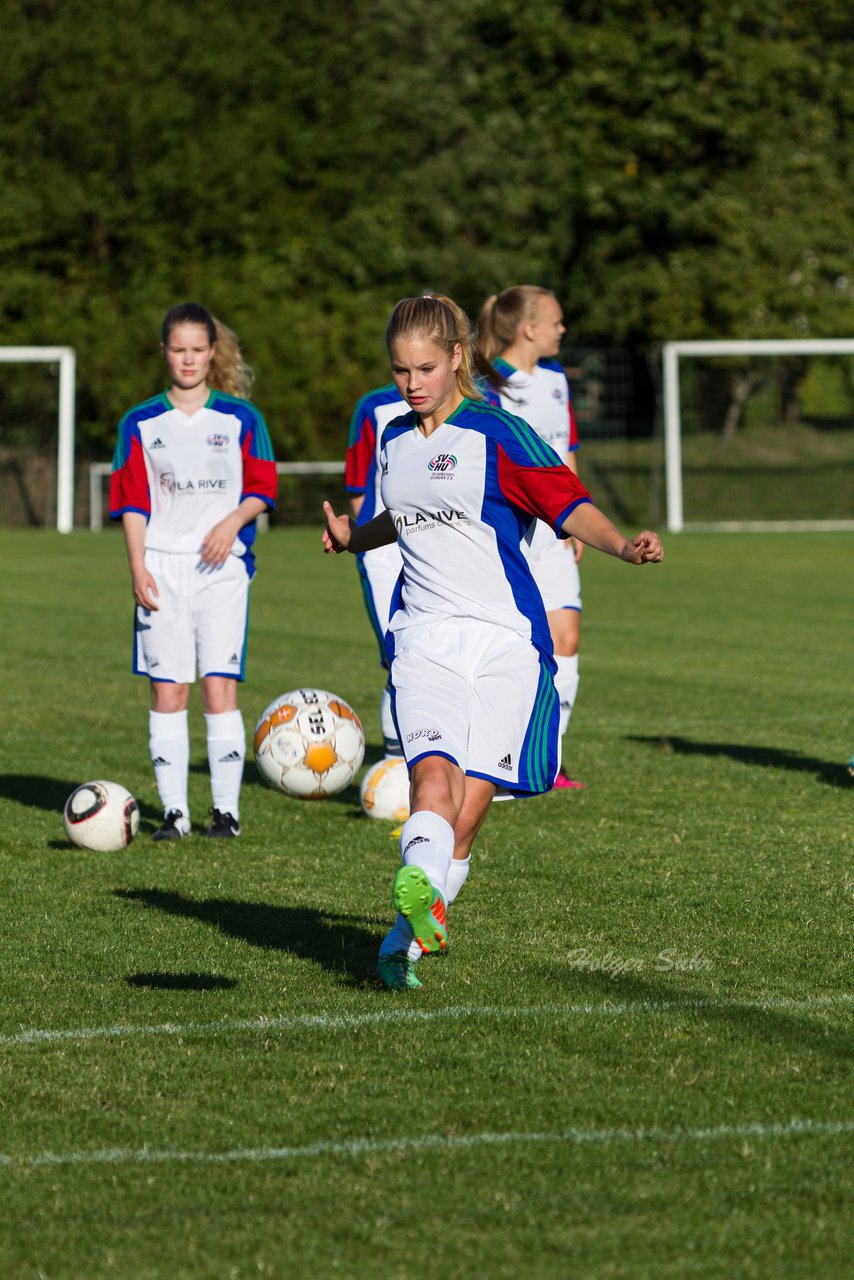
[253,688,365,799]
[63,780,140,852]
[359,757,410,822]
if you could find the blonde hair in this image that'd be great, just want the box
[385,292,505,400]
[160,302,254,400]
[477,286,556,362]
[209,317,254,399]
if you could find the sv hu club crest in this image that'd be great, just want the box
[428,453,457,474]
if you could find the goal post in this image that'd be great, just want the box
[0,346,76,533]
[663,338,854,532]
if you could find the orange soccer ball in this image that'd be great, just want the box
[253,689,365,799]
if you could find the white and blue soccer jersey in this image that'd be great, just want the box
[109,390,277,576]
[379,398,590,663]
[492,356,578,462]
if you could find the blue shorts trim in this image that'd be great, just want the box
[467,768,544,798]
[406,748,461,771]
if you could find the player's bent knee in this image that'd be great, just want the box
[409,757,463,817]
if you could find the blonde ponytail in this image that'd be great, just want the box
[476,286,555,361]
[209,317,254,400]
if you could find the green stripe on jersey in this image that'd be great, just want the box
[112,393,169,470]
[209,391,275,461]
[461,398,556,468]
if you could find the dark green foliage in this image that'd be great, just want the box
[1,1,853,457]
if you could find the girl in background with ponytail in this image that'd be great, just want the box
[479,286,585,790]
[110,302,278,840]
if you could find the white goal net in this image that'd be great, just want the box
[663,339,854,532]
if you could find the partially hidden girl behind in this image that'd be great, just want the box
[322,292,663,990]
[479,285,584,789]
[110,302,278,839]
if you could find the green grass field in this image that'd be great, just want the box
[0,526,851,1280]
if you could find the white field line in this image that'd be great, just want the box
[1,992,851,1050]
[0,1117,851,1171]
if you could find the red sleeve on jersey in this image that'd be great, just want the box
[345,416,376,494]
[109,434,150,518]
[567,387,579,451]
[496,443,590,533]
[241,431,278,508]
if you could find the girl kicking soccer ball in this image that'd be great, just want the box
[323,292,663,990]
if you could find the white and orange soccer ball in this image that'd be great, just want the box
[359,757,410,822]
[63,780,140,852]
[253,688,365,799]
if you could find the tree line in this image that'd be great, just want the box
[2,0,852,458]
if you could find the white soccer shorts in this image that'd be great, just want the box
[357,544,402,667]
[133,549,250,684]
[524,532,582,614]
[389,618,559,795]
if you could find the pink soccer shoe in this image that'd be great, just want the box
[553,770,586,790]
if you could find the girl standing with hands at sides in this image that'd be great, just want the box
[110,303,278,840]
[479,286,585,790]
[322,292,663,991]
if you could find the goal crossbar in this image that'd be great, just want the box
[663,338,854,532]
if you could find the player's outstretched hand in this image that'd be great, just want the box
[620,531,664,565]
[322,501,352,554]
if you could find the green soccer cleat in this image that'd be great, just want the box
[375,950,423,991]
[392,865,448,954]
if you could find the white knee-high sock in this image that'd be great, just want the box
[445,855,471,906]
[554,653,580,739]
[205,710,245,818]
[400,810,453,895]
[149,710,190,818]
[380,686,402,756]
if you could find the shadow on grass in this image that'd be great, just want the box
[0,774,82,812]
[0,773,163,828]
[126,971,238,991]
[114,887,380,987]
[627,736,850,789]
[546,965,853,1065]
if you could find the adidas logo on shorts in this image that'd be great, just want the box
[498,753,512,771]
[228,653,240,664]
[150,437,166,448]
